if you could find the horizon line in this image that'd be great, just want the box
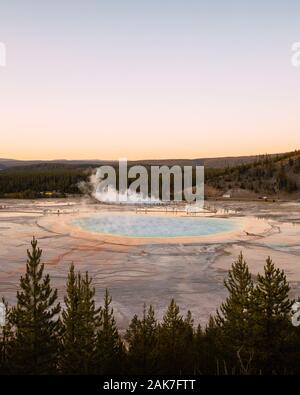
[1,149,299,163]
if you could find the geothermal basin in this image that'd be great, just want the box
[1,198,300,329]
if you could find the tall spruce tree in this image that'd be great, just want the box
[157,299,194,374]
[202,316,224,374]
[215,252,254,369]
[60,264,100,374]
[193,324,204,374]
[9,238,61,374]
[95,289,124,374]
[125,304,158,374]
[252,257,293,373]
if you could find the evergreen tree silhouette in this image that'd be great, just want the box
[9,238,61,374]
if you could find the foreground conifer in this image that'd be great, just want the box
[125,304,158,374]
[157,299,194,374]
[215,252,254,370]
[252,257,293,373]
[9,238,61,374]
[95,289,124,374]
[60,264,100,374]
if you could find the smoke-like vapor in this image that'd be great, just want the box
[78,170,161,204]
[94,185,160,204]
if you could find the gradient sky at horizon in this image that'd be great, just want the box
[0,0,300,160]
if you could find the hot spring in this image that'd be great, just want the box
[72,213,240,238]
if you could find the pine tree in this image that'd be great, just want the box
[125,304,158,374]
[60,264,100,374]
[157,299,194,374]
[202,316,224,374]
[193,324,204,374]
[252,257,293,373]
[60,263,78,373]
[9,238,61,374]
[215,253,254,368]
[95,289,124,374]
[80,271,101,373]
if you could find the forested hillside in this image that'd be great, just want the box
[0,164,91,198]
[206,150,300,197]
[0,151,299,199]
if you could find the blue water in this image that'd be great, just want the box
[73,214,239,238]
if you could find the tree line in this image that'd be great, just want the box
[1,150,300,199]
[0,164,90,198]
[0,238,300,375]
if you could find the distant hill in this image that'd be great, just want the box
[0,153,282,171]
[0,158,108,170]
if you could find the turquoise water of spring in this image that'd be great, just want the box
[73,214,239,238]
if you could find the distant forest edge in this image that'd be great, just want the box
[0,150,300,199]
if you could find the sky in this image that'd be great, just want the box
[0,0,300,160]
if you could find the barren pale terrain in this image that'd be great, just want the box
[0,198,300,329]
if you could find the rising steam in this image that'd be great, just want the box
[78,169,160,204]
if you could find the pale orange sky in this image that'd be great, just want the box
[0,1,300,160]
